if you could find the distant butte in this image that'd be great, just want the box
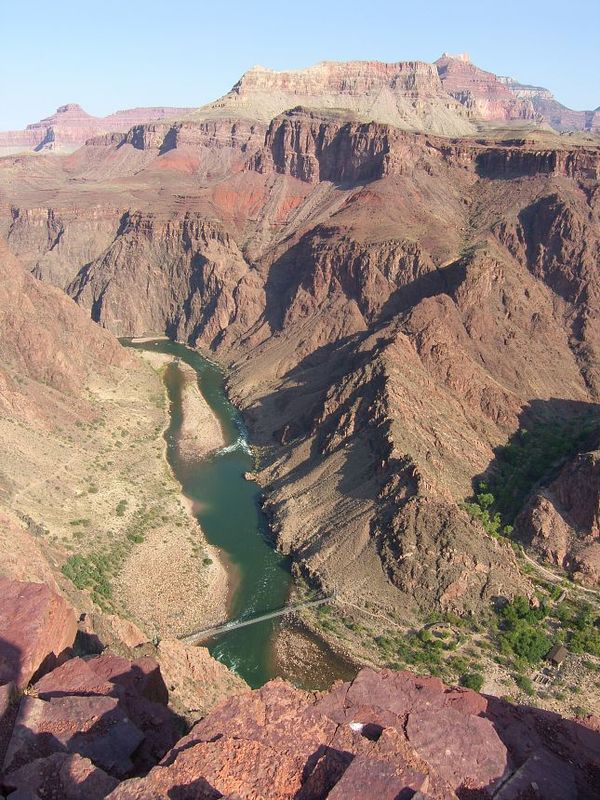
[0,102,195,155]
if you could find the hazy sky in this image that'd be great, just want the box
[1,0,598,129]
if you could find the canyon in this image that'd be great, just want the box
[0,51,599,798]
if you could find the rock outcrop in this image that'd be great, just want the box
[196,59,477,136]
[0,578,596,799]
[0,236,131,421]
[106,668,599,800]
[436,53,600,133]
[67,211,264,345]
[3,753,119,800]
[516,450,600,585]
[0,578,77,688]
[156,639,248,724]
[500,77,600,134]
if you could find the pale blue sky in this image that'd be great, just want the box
[1,0,598,129]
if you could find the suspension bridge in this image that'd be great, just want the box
[180,593,335,645]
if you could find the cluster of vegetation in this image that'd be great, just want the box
[555,602,600,657]
[115,499,128,517]
[495,595,600,668]
[461,486,513,539]
[61,503,166,610]
[373,623,481,683]
[513,673,534,696]
[463,416,600,537]
[69,518,90,527]
[490,417,600,522]
[496,595,551,665]
[61,551,119,609]
[460,672,484,692]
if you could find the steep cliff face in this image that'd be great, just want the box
[68,211,265,347]
[494,189,600,395]
[251,109,600,185]
[237,219,595,611]
[501,77,600,133]
[435,53,537,123]
[436,53,600,133]
[252,111,394,183]
[0,236,130,420]
[6,205,123,288]
[476,146,600,180]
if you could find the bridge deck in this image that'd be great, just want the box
[181,594,334,645]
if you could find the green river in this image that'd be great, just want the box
[125,338,355,689]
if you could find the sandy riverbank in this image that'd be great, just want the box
[130,335,169,344]
[177,362,225,463]
[117,350,229,637]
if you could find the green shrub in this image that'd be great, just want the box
[572,706,590,718]
[513,673,534,696]
[460,672,484,692]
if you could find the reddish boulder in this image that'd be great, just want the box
[3,753,118,799]
[108,736,305,800]
[105,668,600,799]
[325,756,429,799]
[86,654,168,706]
[76,612,149,659]
[156,639,247,723]
[34,654,168,706]
[32,655,180,774]
[107,674,462,800]
[33,658,113,699]
[406,705,507,792]
[0,579,77,688]
[3,695,144,778]
[314,667,487,730]
[188,679,339,766]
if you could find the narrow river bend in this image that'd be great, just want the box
[125,338,355,689]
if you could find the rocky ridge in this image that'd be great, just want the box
[196,59,477,137]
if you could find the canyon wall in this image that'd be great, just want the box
[1,76,599,618]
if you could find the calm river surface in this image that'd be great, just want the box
[125,338,355,689]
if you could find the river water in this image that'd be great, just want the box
[125,338,355,689]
